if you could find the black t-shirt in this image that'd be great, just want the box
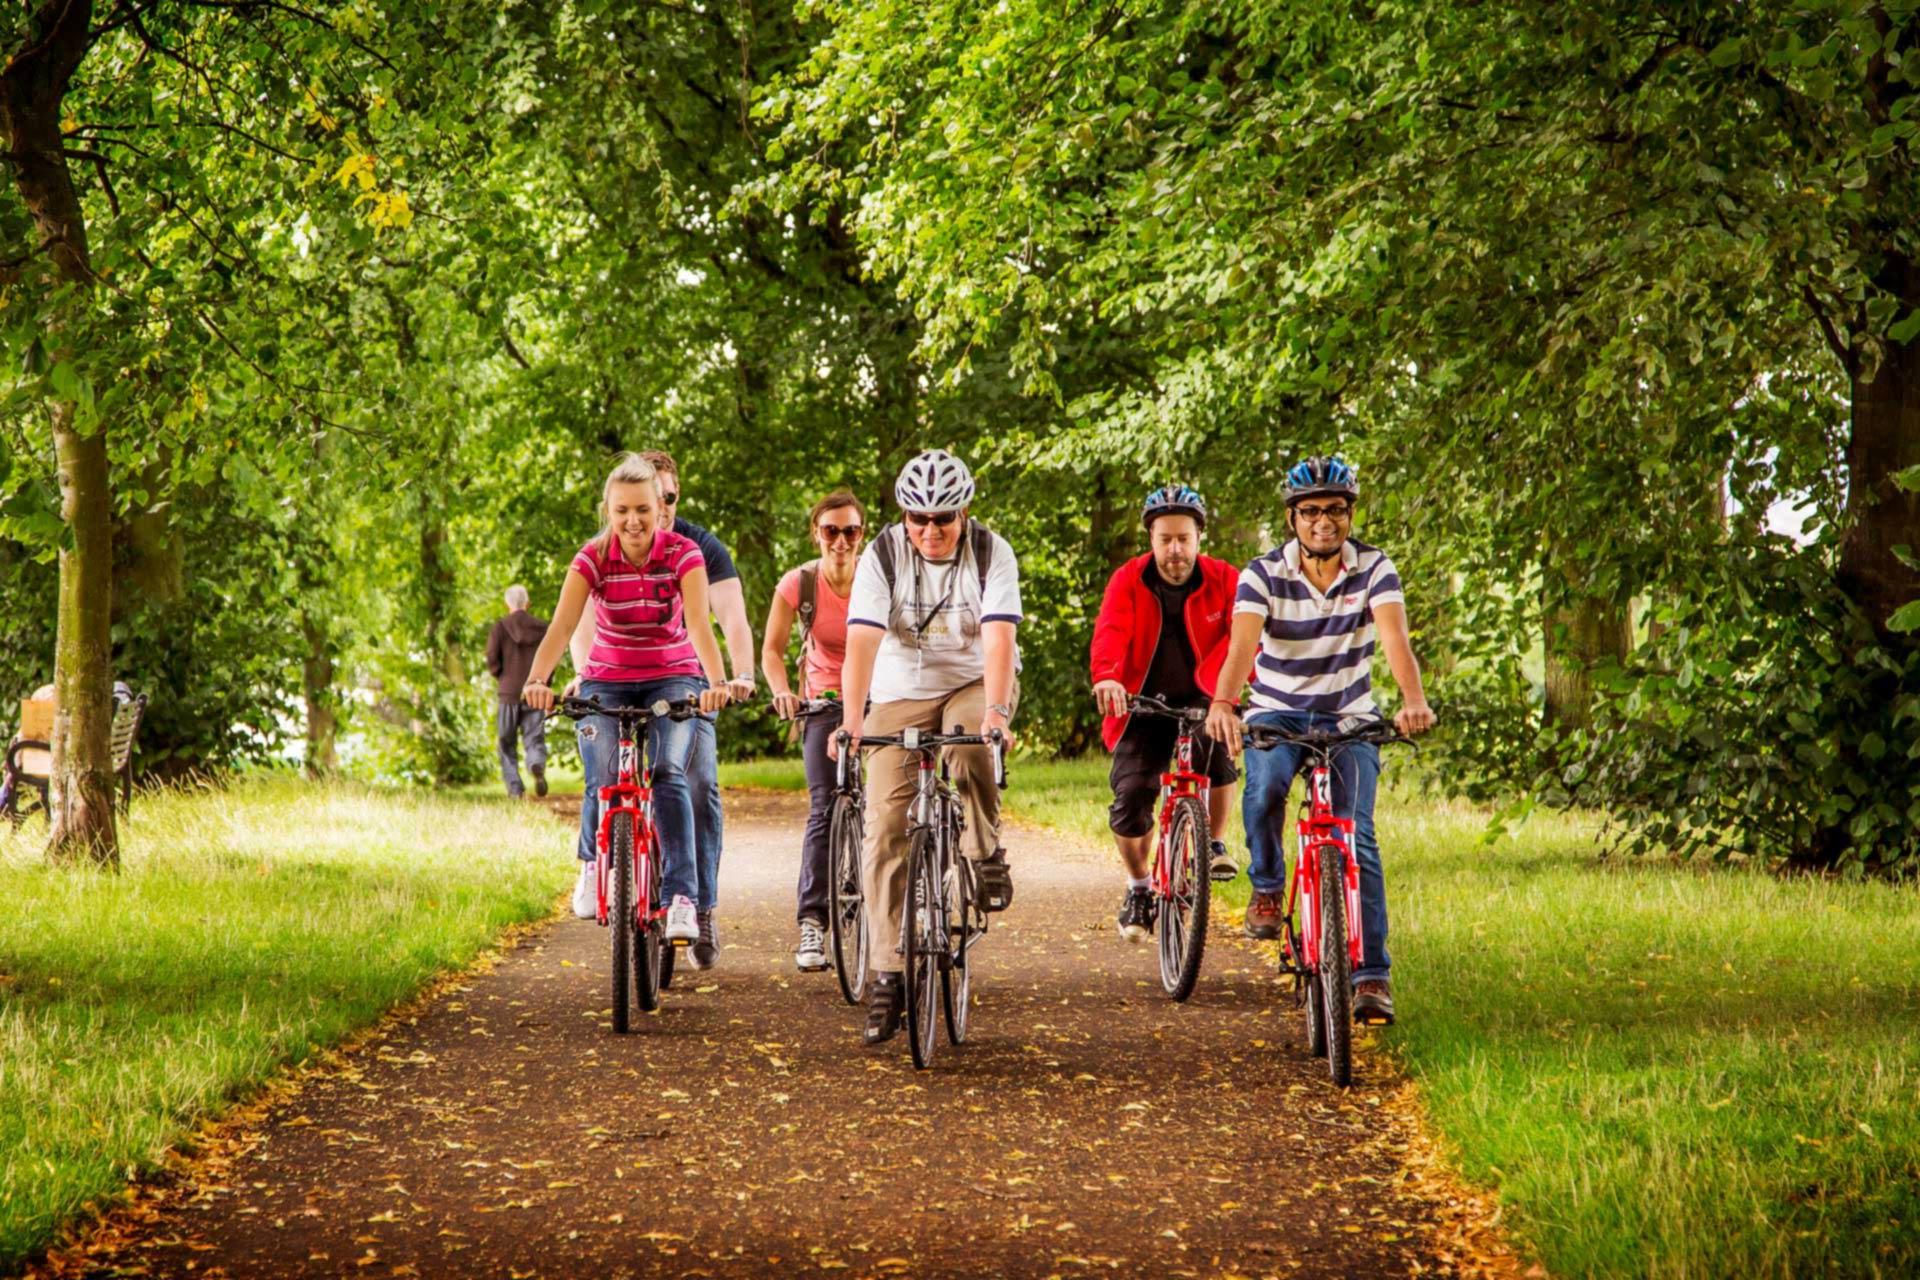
[1142,560,1202,704]
[674,517,739,584]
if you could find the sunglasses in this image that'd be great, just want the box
[905,511,960,529]
[818,523,864,542]
[659,491,679,506]
[1293,503,1351,523]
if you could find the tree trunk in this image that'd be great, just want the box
[1838,255,1920,647]
[2,0,113,864]
[301,611,339,778]
[49,410,119,863]
[1543,593,1632,733]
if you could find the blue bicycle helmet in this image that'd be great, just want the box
[1142,483,1209,530]
[1283,456,1359,507]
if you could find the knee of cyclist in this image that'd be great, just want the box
[1107,792,1155,838]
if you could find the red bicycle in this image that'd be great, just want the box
[1243,717,1410,1086]
[1128,694,1218,1001]
[556,693,708,1034]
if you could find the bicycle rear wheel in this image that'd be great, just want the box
[904,830,940,1069]
[1157,795,1210,1001]
[609,812,636,1034]
[635,841,663,1013]
[1318,848,1354,1085]
[828,794,868,1005]
[941,845,979,1045]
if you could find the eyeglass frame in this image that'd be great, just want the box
[1292,502,1353,524]
[817,522,864,543]
[904,511,961,529]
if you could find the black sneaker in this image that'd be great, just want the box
[1207,839,1237,883]
[1116,887,1155,943]
[974,848,1013,912]
[1354,979,1395,1026]
[864,971,904,1045]
[690,910,719,970]
[532,766,548,798]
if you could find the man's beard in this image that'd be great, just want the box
[1158,556,1193,582]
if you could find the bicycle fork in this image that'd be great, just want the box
[1293,765,1363,970]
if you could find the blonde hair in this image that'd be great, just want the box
[599,453,661,556]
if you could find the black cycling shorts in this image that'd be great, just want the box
[1107,711,1238,838]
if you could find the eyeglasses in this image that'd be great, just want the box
[905,511,960,529]
[659,491,679,506]
[1293,503,1351,523]
[819,524,864,542]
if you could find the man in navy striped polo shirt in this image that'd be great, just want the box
[1206,456,1435,1025]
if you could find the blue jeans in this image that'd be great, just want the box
[573,676,702,906]
[1241,710,1389,984]
[688,705,723,913]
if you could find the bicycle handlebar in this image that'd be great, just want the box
[833,727,1009,791]
[552,693,711,724]
[1127,693,1209,725]
[1241,717,1414,753]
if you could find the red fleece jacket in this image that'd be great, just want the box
[1088,553,1240,751]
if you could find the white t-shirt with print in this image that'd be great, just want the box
[847,523,1023,703]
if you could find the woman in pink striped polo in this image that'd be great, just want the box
[522,453,733,943]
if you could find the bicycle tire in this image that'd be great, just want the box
[1319,848,1354,1086]
[941,842,977,1045]
[828,793,868,1005]
[635,839,662,1013]
[658,938,675,990]
[905,830,940,1069]
[1303,900,1328,1058]
[609,812,636,1035]
[1157,795,1210,1001]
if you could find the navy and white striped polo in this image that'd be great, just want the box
[1232,539,1405,716]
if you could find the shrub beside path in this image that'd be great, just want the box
[33,790,1531,1279]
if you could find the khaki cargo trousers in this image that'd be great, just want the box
[860,678,1017,972]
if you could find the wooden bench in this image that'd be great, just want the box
[2,692,147,825]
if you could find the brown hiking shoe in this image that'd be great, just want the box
[1354,979,1395,1026]
[1244,890,1285,940]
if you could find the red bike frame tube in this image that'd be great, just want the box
[1293,763,1362,969]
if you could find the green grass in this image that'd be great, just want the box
[0,776,567,1271]
[719,753,1920,1278]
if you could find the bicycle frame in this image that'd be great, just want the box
[1151,717,1212,904]
[1289,759,1363,973]
[592,716,660,931]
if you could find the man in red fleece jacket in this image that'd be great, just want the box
[1089,485,1242,942]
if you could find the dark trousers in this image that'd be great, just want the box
[496,701,548,797]
[796,703,843,925]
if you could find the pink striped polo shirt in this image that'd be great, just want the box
[571,530,706,684]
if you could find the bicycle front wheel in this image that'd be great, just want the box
[828,794,868,1005]
[608,812,636,1034]
[941,850,979,1045]
[904,830,941,1069]
[635,841,663,1013]
[1318,848,1354,1086]
[1157,795,1210,1001]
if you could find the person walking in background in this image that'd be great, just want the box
[761,490,866,972]
[487,585,550,799]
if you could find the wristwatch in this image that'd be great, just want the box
[987,703,1014,719]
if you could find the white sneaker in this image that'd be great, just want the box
[796,920,828,972]
[572,863,597,919]
[665,895,699,943]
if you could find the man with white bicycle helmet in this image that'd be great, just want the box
[1206,456,1435,1026]
[835,449,1023,1047]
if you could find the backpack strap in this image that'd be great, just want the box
[877,521,996,597]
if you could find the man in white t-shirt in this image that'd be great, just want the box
[835,449,1022,1046]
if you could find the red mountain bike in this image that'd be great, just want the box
[1127,694,1217,1001]
[556,693,709,1034]
[1243,717,1410,1087]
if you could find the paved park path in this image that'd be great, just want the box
[37,790,1528,1279]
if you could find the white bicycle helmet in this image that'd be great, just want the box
[894,449,976,514]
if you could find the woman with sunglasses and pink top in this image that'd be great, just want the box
[761,490,867,972]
